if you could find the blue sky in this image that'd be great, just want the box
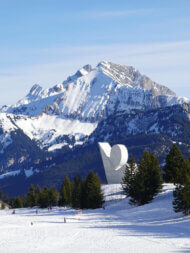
[0,0,190,105]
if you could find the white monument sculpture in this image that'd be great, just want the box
[98,142,128,184]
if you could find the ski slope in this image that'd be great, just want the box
[0,184,190,253]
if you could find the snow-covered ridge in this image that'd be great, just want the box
[15,114,98,150]
[0,61,189,152]
[0,113,97,151]
[0,113,18,153]
[2,61,189,120]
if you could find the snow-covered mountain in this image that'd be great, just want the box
[0,61,189,152]
[2,61,188,120]
[0,61,190,195]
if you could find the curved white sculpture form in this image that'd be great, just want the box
[98,142,128,184]
[110,144,128,170]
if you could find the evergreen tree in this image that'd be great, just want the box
[13,197,23,208]
[122,155,137,198]
[129,151,163,205]
[20,195,27,208]
[59,176,72,206]
[80,179,88,209]
[26,184,36,207]
[62,187,68,206]
[64,176,72,205]
[59,183,65,206]
[49,186,59,206]
[0,190,10,205]
[35,185,42,206]
[72,176,82,209]
[173,182,190,215]
[1,201,5,209]
[38,187,50,208]
[163,144,189,184]
[84,171,104,209]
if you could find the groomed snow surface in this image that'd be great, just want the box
[0,184,190,253]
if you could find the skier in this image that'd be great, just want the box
[64,217,66,223]
[12,209,15,214]
[36,210,38,214]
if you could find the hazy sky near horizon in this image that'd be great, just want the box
[0,0,190,106]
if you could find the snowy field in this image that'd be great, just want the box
[0,184,190,253]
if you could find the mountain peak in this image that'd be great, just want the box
[1,61,188,119]
[51,83,64,93]
[97,61,134,70]
[29,84,43,95]
[96,61,175,96]
[97,61,109,67]
[66,64,92,83]
[82,64,92,72]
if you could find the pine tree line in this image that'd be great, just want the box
[11,171,104,210]
[59,171,104,209]
[164,144,190,215]
[122,144,190,216]
[0,190,11,209]
[2,144,190,216]
[122,151,163,206]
